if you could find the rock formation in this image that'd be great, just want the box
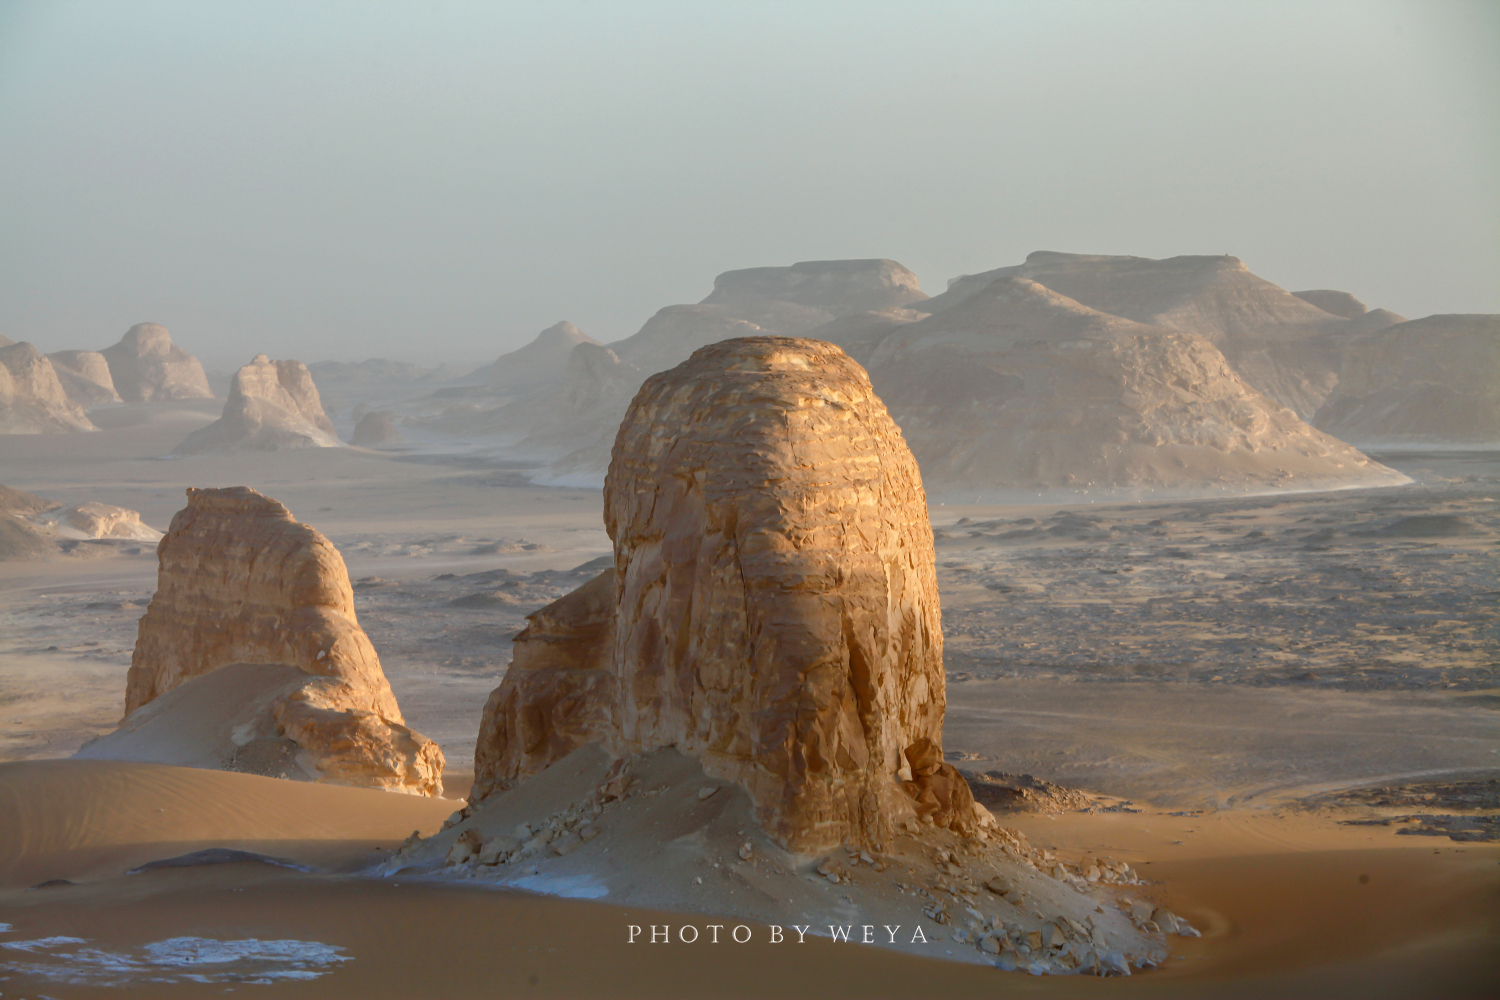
[474,337,986,852]
[0,484,58,560]
[861,277,1404,497]
[47,502,163,543]
[1314,314,1500,446]
[701,258,927,318]
[174,355,340,454]
[46,349,121,406]
[100,323,213,403]
[350,410,404,448]
[1291,288,1370,320]
[121,486,442,795]
[0,341,94,433]
[462,321,600,389]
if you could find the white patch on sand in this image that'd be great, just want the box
[1,934,351,986]
[504,872,610,899]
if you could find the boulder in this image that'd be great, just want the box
[46,349,122,406]
[174,355,340,454]
[0,342,94,433]
[474,336,987,851]
[100,323,213,403]
[121,486,442,795]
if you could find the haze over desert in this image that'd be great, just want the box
[1,1,1497,998]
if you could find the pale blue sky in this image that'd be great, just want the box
[1,0,1496,366]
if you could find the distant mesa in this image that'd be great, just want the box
[1314,314,1500,446]
[174,354,341,454]
[0,340,94,433]
[461,321,600,389]
[350,410,404,448]
[1292,289,1369,320]
[100,323,213,403]
[80,486,444,795]
[864,276,1406,498]
[46,349,121,407]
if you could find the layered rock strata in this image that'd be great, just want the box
[474,336,987,851]
[100,323,213,402]
[123,486,442,794]
[174,355,340,454]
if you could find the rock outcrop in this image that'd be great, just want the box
[463,321,600,389]
[47,502,163,542]
[350,410,404,448]
[0,341,94,433]
[474,337,986,852]
[122,486,442,794]
[1314,314,1500,446]
[174,355,340,454]
[46,349,122,406]
[862,277,1405,497]
[100,323,213,403]
[0,484,59,560]
[1291,288,1369,320]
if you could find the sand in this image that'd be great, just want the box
[0,405,1496,995]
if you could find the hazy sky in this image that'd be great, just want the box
[1,0,1496,367]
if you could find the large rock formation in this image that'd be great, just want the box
[1314,314,1500,446]
[100,323,213,402]
[350,410,404,448]
[0,341,94,433]
[862,277,1404,497]
[174,355,340,454]
[46,349,122,406]
[462,321,600,389]
[120,486,442,794]
[475,337,985,852]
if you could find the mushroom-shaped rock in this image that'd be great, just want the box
[474,336,985,851]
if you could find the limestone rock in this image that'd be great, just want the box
[127,486,398,717]
[100,323,213,403]
[48,502,163,542]
[475,336,987,851]
[0,484,59,561]
[46,350,122,406]
[350,410,403,448]
[1292,289,1368,320]
[120,486,441,794]
[174,355,340,454]
[464,321,600,389]
[864,277,1404,497]
[1314,314,1500,446]
[0,342,94,433]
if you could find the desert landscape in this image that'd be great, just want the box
[2,2,1497,997]
[0,251,1496,998]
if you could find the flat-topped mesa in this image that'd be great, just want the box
[174,355,340,454]
[702,258,929,316]
[100,323,213,403]
[474,336,989,852]
[122,486,442,795]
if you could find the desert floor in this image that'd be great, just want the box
[0,404,1496,997]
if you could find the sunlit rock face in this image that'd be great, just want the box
[475,336,987,851]
[123,486,443,795]
[174,355,340,454]
[0,342,94,433]
[1314,314,1500,446]
[100,323,213,403]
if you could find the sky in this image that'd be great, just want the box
[1,0,1496,368]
